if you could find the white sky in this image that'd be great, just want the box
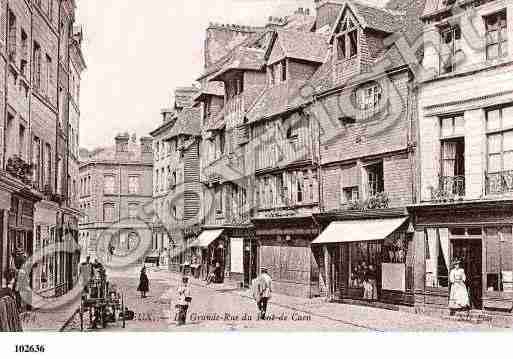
[76,0,315,150]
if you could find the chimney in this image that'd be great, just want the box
[140,136,153,163]
[115,132,130,160]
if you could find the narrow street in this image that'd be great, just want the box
[24,267,501,332]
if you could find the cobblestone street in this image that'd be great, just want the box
[22,267,505,332]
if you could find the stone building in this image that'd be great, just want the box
[0,0,85,301]
[411,0,513,313]
[78,135,153,265]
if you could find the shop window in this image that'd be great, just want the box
[485,227,513,293]
[425,228,450,288]
[348,242,381,290]
[485,11,508,60]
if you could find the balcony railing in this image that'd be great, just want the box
[439,175,465,197]
[486,171,513,195]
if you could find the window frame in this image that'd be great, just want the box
[484,10,508,60]
[439,24,462,74]
[336,17,358,61]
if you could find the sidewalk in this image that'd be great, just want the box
[22,300,80,332]
[157,268,503,331]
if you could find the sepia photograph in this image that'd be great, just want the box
[0,0,513,356]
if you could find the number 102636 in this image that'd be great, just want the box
[14,345,45,353]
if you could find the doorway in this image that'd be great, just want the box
[452,239,482,309]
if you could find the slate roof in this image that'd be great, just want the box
[282,14,317,32]
[246,80,311,123]
[211,47,266,81]
[164,107,201,139]
[193,81,225,103]
[269,30,329,64]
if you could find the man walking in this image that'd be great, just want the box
[175,276,192,326]
[253,267,272,320]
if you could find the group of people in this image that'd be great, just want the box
[351,261,378,301]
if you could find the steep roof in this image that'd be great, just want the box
[164,107,201,139]
[210,47,266,81]
[329,1,404,43]
[193,81,225,103]
[267,30,329,64]
[246,80,310,123]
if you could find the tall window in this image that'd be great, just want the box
[440,25,462,74]
[45,55,52,98]
[104,175,115,194]
[486,105,513,194]
[103,203,115,222]
[44,143,52,188]
[128,176,139,194]
[18,124,26,159]
[215,186,223,215]
[365,162,384,197]
[336,17,358,60]
[440,115,465,196]
[128,203,138,219]
[33,137,41,186]
[425,228,449,288]
[296,171,304,204]
[155,169,159,191]
[269,65,275,86]
[20,29,28,76]
[485,11,508,60]
[7,9,16,61]
[281,60,287,82]
[33,42,42,91]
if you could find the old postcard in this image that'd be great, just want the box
[1,0,513,353]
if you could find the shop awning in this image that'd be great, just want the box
[190,229,224,248]
[312,217,409,245]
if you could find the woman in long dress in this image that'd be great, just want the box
[137,266,149,298]
[449,259,470,314]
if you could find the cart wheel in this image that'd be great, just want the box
[122,294,126,329]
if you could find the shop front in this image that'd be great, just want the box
[409,200,513,312]
[252,216,320,298]
[313,211,414,305]
[191,225,255,286]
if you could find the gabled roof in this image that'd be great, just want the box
[210,47,266,81]
[193,82,225,103]
[163,107,201,140]
[198,31,269,81]
[246,80,310,124]
[266,29,329,65]
[329,1,404,43]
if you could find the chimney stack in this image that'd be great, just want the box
[140,136,153,163]
[115,132,130,154]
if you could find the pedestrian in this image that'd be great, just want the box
[175,276,192,326]
[137,266,149,298]
[363,264,378,301]
[0,269,22,331]
[449,258,470,315]
[253,267,272,320]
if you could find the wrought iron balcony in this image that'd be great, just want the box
[486,171,513,195]
[439,175,465,197]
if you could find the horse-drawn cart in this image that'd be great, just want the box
[79,265,126,331]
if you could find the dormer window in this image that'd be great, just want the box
[336,17,358,60]
[268,60,287,86]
